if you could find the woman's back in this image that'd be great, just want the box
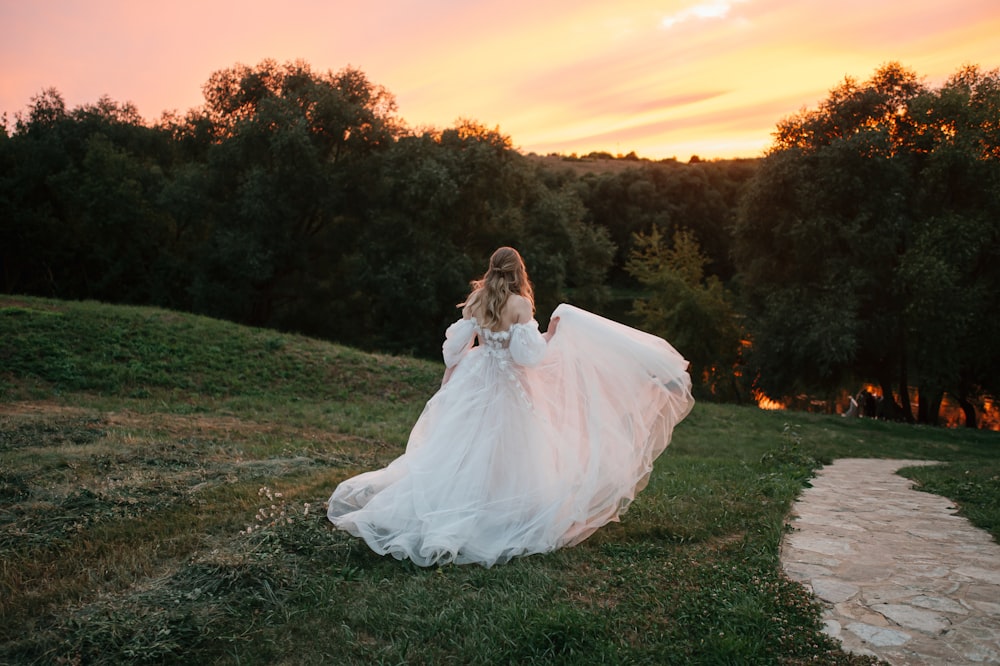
[463,292,532,332]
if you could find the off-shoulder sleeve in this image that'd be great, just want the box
[509,320,547,367]
[442,318,476,368]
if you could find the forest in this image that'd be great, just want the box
[2,59,998,428]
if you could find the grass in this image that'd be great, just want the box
[1,295,997,664]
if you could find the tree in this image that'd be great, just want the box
[343,122,615,356]
[733,63,1000,425]
[626,226,741,399]
[573,160,753,288]
[179,60,401,327]
[2,91,174,302]
[1,61,620,358]
[904,66,1000,424]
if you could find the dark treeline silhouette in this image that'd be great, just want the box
[2,59,998,427]
[735,62,1000,426]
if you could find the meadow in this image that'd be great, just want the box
[1,295,997,665]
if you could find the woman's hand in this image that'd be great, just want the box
[543,316,560,341]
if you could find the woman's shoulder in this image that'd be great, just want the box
[506,294,534,322]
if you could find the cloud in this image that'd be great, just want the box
[523,88,809,157]
[661,0,748,29]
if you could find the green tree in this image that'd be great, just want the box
[1,89,76,296]
[2,90,174,302]
[733,63,1000,425]
[574,160,754,287]
[903,65,1000,424]
[346,121,614,356]
[178,60,399,327]
[626,226,741,399]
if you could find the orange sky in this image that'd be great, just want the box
[2,0,998,159]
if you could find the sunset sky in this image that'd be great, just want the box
[2,0,998,159]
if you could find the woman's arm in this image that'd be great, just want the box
[442,318,476,368]
[543,316,559,342]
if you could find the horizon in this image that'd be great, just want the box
[2,0,998,160]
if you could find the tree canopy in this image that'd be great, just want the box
[1,61,643,357]
[625,226,742,400]
[733,62,1000,425]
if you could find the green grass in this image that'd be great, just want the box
[1,295,997,664]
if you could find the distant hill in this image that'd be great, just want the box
[525,151,758,176]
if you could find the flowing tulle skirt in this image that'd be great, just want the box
[327,304,694,567]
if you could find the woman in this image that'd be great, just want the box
[327,247,694,567]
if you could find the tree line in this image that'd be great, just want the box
[735,63,1000,426]
[2,59,998,427]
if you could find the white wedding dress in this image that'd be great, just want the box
[327,304,694,567]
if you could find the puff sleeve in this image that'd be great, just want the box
[442,318,476,368]
[509,320,548,367]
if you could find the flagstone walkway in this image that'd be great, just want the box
[780,458,1000,665]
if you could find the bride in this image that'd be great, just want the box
[327,247,694,567]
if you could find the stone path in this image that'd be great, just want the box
[780,458,1000,665]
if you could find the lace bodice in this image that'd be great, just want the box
[477,324,512,350]
[442,317,547,369]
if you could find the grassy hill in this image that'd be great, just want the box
[1,295,997,664]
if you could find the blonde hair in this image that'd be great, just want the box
[462,247,535,329]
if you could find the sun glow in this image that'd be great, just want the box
[661,0,746,28]
[754,390,787,411]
